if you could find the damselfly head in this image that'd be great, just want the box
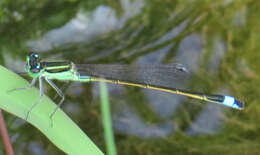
[26,52,42,77]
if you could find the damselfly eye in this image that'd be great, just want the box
[28,52,39,59]
[33,53,39,58]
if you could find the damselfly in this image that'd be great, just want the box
[9,52,244,122]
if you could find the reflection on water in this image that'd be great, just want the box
[0,0,255,154]
[112,102,174,138]
[28,0,144,52]
[186,103,223,135]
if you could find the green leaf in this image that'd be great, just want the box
[0,65,104,155]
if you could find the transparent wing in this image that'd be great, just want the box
[76,64,190,89]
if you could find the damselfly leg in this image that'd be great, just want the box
[45,78,65,126]
[7,77,38,93]
[25,77,44,120]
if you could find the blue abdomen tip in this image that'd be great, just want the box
[223,96,244,110]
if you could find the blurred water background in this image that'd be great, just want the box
[0,0,259,154]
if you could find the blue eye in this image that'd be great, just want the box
[34,54,39,58]
[36,65,40,69]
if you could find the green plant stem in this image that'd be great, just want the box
[99,82,117,155]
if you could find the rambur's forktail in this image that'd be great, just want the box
[9,52,244,123]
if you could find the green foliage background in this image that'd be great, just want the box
[0,0,259,154]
